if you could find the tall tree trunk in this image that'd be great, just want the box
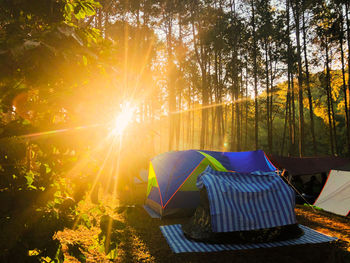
[175,91,181,150]
[282,82,290,155]
[269,52,274,153]
[346,3,350,114]
[201,71,208,149]
[206,56,211,148]
[231,91,235,151]
[330,92,338,155]
[225,104,229,145]
[291,72,296,155]
[190,10,208,149]
[192,103,195,148]
[326,42,338,155]
[339,7,350,155]
[302,11,317,155]
[166,17,176,151]
[287,72,293,156]
[345,2,350,154]
[245,61,249,150]
[236,70,241,151]
[176,14,184,150]
[286,0,295,156]
[265,39,271,152]
[325,42,335,156]
[216,51,224,149]
[292,0,305,157]
[187,84,192,148]
[210,93,216,149]
[240,69,244,150]
[251,0,259,150]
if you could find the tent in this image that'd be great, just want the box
[145,150,276,217]
[182,166,302,243]
[314,164,350,216]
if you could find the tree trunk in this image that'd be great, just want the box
[287,73,293,156]
[292,0,305,157]
[192,104,195,148]
[230,93,235,151]
[265,39,271,152]
[269,51,274,153]
[291,72,296,156]
[166,17,176,151]
[339,7,350,155]
[216,51,224,149]
[286,0,295,156]
[201,71,208,149]
[345,2,350,154]
[245,61,249,150]
[206,56,211,148]
[210,93,216,149]
[325,42,338,155]
[302,11,317,155]
[236,70,241,151]
[187,83,192,148]
[251,0,259,150]
[325,42,335,156]
[175,91,181,150]
[281,81,290,156]
[346,2,350,112]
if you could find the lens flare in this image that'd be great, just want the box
[111,102,136,136]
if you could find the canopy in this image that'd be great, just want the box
[267,154,350,176]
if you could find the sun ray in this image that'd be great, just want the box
[12,124,102,140]
[72,137,117,230]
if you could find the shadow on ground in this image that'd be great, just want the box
[117,205,350,263]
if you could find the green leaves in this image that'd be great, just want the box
[25,171,37,190]
[80,213,92,228]
[64,0,102,22]
[304,204,324,210]
[64,3,74,21]
[43,163,52,174]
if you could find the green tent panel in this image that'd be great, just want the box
[180,157,227,192]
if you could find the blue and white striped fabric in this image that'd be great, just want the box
[160,224,337,253]
[197,166,296,232]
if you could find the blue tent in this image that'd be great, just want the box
[145,150,276,217]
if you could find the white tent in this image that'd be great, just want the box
[314,168,350,216]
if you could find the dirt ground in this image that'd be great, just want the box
[55,186,350,263]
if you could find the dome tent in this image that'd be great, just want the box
[145,150,276,218]
[182,166,303,243]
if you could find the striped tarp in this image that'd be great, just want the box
[197,167,296,232]
[160,224,337,253]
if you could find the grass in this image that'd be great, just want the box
[54,184,350,263]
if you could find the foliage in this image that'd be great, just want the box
[0,0,112,261]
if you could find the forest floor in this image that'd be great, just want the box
[54,184,350,263]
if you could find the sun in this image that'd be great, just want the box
[111,102,136,136]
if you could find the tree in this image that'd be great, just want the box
[291,0,305,157]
